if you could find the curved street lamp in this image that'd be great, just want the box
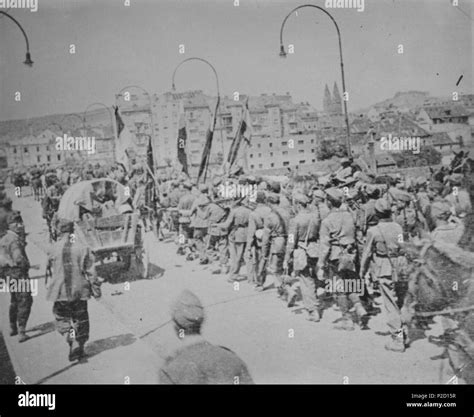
[171,57,220,98]
[0,11,33,67]
[171,57,221,181]
[279,4,351,155]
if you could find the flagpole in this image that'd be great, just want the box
[171,57,221,183]
[116,85,156,169]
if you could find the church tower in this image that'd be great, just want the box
[323,84,332,114]
[332,82,342,116]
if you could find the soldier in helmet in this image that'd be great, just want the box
[284,193,322,321]
[317,188,367,331]
[360,198,409,352]
[0,204,32,343]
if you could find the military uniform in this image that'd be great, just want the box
[207,201,229,271]
[285,194,321,320]
[262,196,290,289]
[317,189,365,330]
[360,199,408,351]
[217,204,251,282]
[246,200,271,287]
[0,216,32,342]
[177,188,196,254]
[46,220,101,361]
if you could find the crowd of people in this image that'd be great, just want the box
[2,151,474,383]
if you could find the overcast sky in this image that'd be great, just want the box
[0,0,472,121]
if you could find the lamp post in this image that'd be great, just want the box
[171,57,220,180]
[279,4,351,156]
[0,11,33,67]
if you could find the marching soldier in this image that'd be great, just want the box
[0,205,32,343]
[216,199,251,283]
[46,219,101,361]
[190,185,211,264]
[246,191,271,290]
[284,193,322,321]
[261,194,290,294]
[360,198,409,352]
[177,182,195,257]
[317,188,366,331]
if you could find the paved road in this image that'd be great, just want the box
[0,189,453,384]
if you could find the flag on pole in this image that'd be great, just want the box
[197,96,220,183]
[227,97,252,172]
[113,105,139,168]
[176,102,189,176]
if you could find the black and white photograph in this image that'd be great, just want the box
[0,0,473,403]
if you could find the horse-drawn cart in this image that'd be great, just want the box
[56,178,150,279]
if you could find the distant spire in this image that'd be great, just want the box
[332,82,342,115]
[323,84,332,114]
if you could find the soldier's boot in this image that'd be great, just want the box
[334,315,355,331]
[384,330,406,353]
[354,302,369,329]
[18,327,29,343]
[9,323,18,337]
[307,310,321,322]
[69,340,84,362]
[287,285,298,308]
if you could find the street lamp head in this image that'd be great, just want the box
[24,51,33,67]
[279,44,287,58]
[171,82,176,91]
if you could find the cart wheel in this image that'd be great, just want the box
[135,240,149,279]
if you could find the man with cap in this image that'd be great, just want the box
[189,185,211,263]
[176,182,196,257]
[284,192,322,321]
[215,199,251,283]
[391,188,426,241]
[360,198,409,352]
[317,188,366,330]
[159,290,253,384]
[246,191,271,290]
[0,204,32,343]
[445,174,472,219]
[311,188,330,221]
[262,193,290,293]
[46,219,101,361]
[430,201,464,244]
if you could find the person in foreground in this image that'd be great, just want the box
[158,290,254,384]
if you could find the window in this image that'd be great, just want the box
[47,155,51,162]
[258,153,262,157]
[250,154,253,158]
[258,144,261,148]
[299,149,304,154]
[250,164,254,169]
[37,156,41,162]
[311,139,314,144]
[311,149,315,153]
[299,160,306,164]
[24,148,28,153]
[282,141,287,147]
[298,140,304,145]
[269,143,273,148]
[270,163,274,167]
[270,152,273,157]
[13,148,17,154]
[36,146,40,152]
[282,151,288,156]
[57,155,61,161]
[258,164,263,169]
[283,161,289,166]
[46,146,50,151]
